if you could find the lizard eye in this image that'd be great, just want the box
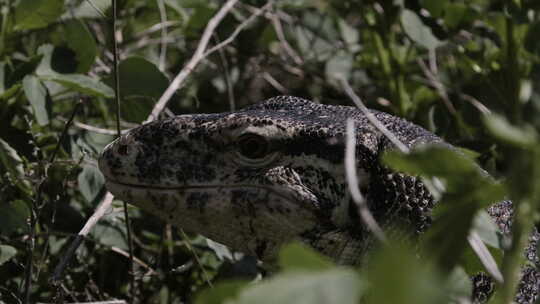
[237,133,270,159]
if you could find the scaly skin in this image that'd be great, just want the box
[98,96,539,302]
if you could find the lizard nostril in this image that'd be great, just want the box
[117,144,129,155]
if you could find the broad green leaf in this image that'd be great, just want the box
[368,244,448,304]
[36,44,55,76]
[90,207,129,250]
[383,146,505,204]
[446,267,473,299]
[422,200,478,271]
[278,242,333,271]
[472,210,502,249]
[0,245,17,266]
[78,164,105,203]
[325,52,353,84]
[64,0,111,19]
[232,269,363,304]
[206,238,233,260]
[65,20,98,73]
[420,0,445,17]
[23,75,49,126]
[338,19,359,49]
[118,57,169,99]
[483,114,537,147]
[43,73,114,98]
[401,9,442,50]
[0,84,21,100]
[0,138,24,179]
[112,57,169,122]
[383,146,506,271]
[195,280,248,304]
[14,0,63,31]
[0,200,29,235]
[444,3,476,29]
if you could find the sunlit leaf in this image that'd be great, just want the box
[232,269,363,304]
[279,242,333,271]
[0,245,17,266]
[195,280,248,304]
[65,20,98,73]
[14,0,63,31]
[0,200,29,235]
[43,73,114,98]
[401,9,443,50]
[368,243,448,304]
[78,164,105,203]
[483,114,537,148]
[23,75,49,126]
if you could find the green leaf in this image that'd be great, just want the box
[472,210,502,249]
[195,280,248,304]
[422,200,478,271]
[0,245,17,266]
[0,84,21,100]
[368,244,449,304]
[420,0,445,18]
[232,269,363,304]
[401,9,442,50]
[42,73,114,98]
[118,57,169,99]
[383,146,505,204]
[325,51,353,84]
[445,267,473,299]
[14,0,63,31]
[78,164,105,203]
[0,138,24,179]
[91,208,128,250]
[0,200,29,235]
[113,57,169,122]
[483,114,537,147]
[23,75,49,126]
[65,20,98,73]
[64,0,111,19]
[383,146,506,271]
[444,3,476,29]
[278,242,333,271]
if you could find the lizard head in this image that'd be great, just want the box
[98,97,379,262]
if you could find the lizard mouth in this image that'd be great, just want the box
[104,179,319,213]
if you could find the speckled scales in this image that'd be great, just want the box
[99,96,539,303]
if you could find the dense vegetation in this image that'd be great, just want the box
[1,0,540,303]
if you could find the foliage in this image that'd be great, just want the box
[0,0,539,303]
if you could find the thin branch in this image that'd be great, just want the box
[262,72,288,94]
[179,229,213,288]
[69,120,129,135]
[340,77,410,153]
[145,0,241,123]
[134,21,180,39]
[270,9,303,65]
[110,246,156,275]
[84,0,107,19]
[213,34,236,110]
[467,231,503,283]
[25,101,82,303]
[345,119,387,243]
[51,193,115,283]
[204,1,274,57]
[417,58,457,115]
[111,1,135,300]
[156,0,168,71]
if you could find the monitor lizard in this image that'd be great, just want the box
[98,95,539,303]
